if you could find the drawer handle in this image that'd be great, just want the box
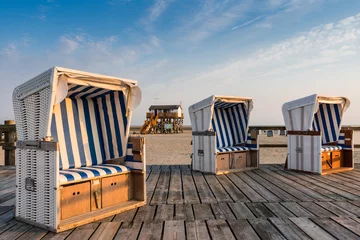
[72,192,80,196]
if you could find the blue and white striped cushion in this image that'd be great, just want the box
[312,103,342,144]
[216,146,249,153]
[211,101,248,148]
[321,146,342,152]
[59,164,130,184]
[125,142,144,171]
[51,84,129,170]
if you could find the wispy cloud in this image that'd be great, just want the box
[143,0,173,24]
[1,37,31,59]
[232,15,264,30]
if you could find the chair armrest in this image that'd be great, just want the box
[17,140,58,151]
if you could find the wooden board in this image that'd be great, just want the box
[102,174,128,208]
[61,182,91,220]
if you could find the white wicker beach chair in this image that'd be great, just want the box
[282,94,354,175]
[13,67,146,232]
[189,95,259,174]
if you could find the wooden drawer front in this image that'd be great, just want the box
[231,152,247,169]
[331,150,343,169]
[61,182,91,220]
[322,152,331,170]
[102,174,128,208]
[217,154,230,171]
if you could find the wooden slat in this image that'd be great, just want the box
[210,203,236,220]
[146,170,161,204]
[66,223,100,240]
[297,202,337,217]
[263,203,296,217]
[113,221,142,240]
[150,169,170,205]
[280,202,315,217]
[331,201,360,217]
[154,204,174,221]
[163,220,186,240]
[185,220,211,240]
[227,219,260,240]
[41,230,73,240]
[203,175,233,203]
[315,201,357,217]
[246,203,276,218]
[206,219,235,240]
[248,218,286,240]
[227,173,267,202]
[290,218,336,240]
[89,222,121,240]
[192,171,216,204]
[193,204,214,220]
[182,170,200,204]
[133,205,156,223]
[268,218,311,240]
[331,217,360,236]
[311,217,360,239]
[137,220,163,240]
[216,175,250,202]
[228,203,256,219]
[174,204,194,221]
[112,208,138,222]
[167,169,183,204]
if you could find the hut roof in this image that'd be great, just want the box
[149,105,182,111]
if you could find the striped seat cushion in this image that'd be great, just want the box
[217,146,249,153]
[59,164,131,184]
[321,146,342,152]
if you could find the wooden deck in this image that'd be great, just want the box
[1,164,360,239]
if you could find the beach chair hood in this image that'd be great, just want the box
[282,94,350,143]
[189,95,253,146]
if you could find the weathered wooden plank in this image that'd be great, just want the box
[290,218,336,240]
[248,218,286,240]
[228,202,256,219]
[192,171,216,204]
[297,202,337,217]
[163,220,186,240]
[227,219,260,240]
[0,206,13,217]
[16,226,48,240]
[203,175,233,203]
[246,203,276,218]
[41,229,73,240]
[174,204,194,221]
[133,205,156,223]
[331,201,360,217]
[331,217,360,236]
[150,169,170,205]
[114,221,142,240]
[112,208,138,222]
[210,203,236,220]
[182,170,200,204]
[0,221,32,239]
[311,217,360,239]
[154,204,174,221]
[66,223,100,240]
[89,222,121,240]
[234,172,281,202]
[271,168,348,201]
[146,170,161,204]
[216,175,249,202]
[260,168,329,201]
[268,218,311,240]
[206,219,235,240]
[137,220,163,240]
[0,220,17,235]
[264,203,296,217]
[167,169,183,205]
[252,169,314,202]
[193,204,214,220]
[227,173,267,202]
[280,202,315,217]
[185,220,211,240]
[316,201,357,217]
[245,171,299,202]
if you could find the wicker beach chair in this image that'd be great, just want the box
[13,67,146,232]
[189,95,259,174]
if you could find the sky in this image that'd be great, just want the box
[1,0,360,126]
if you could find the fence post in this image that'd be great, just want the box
[4,120,16,166]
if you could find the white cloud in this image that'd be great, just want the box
[144,0,173,24]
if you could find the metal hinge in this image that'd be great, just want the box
[296,147,303,153]
[198,149,204,156]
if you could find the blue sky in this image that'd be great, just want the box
[1,0,360,125]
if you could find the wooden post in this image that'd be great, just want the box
[4,120,16,166]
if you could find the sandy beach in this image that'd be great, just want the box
[144,130,360,165]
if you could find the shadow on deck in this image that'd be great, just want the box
[1,164,360,239]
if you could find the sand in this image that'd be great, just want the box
[144,130,360,165]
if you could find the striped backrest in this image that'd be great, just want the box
[312,103,342,144]
[51,84,128,170]
[211,101,249,148]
